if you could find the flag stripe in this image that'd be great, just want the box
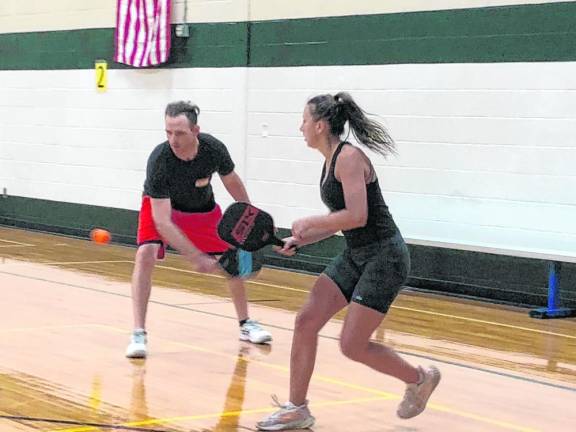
[129,0,142,66]
[125,0,138,64]
[166,0,172,62]
[156,0,163,65]
[139,0,151,67]
[122,0,134,64]
[134,0,147,67]
[113,0,123,60]
[160,0,171,64]
[157,0,163,64]
[116,0,130,64]
[150,0,160,66]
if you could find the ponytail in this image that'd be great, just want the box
[307,92,396,157]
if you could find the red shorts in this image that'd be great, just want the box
[137,196,231,259]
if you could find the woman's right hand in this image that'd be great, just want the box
[273,236,299,257]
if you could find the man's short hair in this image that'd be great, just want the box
[165,101,200,126]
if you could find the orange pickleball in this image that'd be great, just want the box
[90,228,111,245]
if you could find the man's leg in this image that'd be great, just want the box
[172,204,274,344]
[126,243,159,358]
[228,276,273,344]
[217,248,272,344]
[228,276,249,322]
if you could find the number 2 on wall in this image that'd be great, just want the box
[95,60,108,92]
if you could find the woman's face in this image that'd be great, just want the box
[300,104,322,148]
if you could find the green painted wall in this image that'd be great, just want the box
[0,196,137,244]
[250,2,576,66]
[1,2,576,70]
[0,24,248,70]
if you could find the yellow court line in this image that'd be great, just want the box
[77,324,540,432]
[425,403,540,432]
[157,263,311,293]
[41,260,133,266]
[0,324,104,334]
[50,396,391,432]
[0,244,34,248]
[390,305,576,340]
[156,264,576,340]
[8,258,574,340]
[0,238,34,246]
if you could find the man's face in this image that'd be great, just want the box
[165,114,199,150]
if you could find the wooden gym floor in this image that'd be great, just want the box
[0,226,575,431]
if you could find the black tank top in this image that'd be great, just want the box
[320,142,399,248]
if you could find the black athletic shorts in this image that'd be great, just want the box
[323,233,410,314]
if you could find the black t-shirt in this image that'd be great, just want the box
[143,133,235,212]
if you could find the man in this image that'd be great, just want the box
[126,101,272,358]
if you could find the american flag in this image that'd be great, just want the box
[114,0,172,67]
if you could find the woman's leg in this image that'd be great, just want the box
[256,274,348,430]
[340,302,441,419]
[290,274,348,405]
[339,303,419,384]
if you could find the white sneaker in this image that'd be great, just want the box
[256,396,315,430]
[240,320,272,344]
[397,365,441,419]
[126,330,148,358]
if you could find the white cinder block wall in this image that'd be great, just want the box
[0,0,251,211]
[245,63,576,255]
[0,0,575,257]
[0,68,249,210]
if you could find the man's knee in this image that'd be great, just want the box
[135,244,159,268]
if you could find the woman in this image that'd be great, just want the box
[256,93,441,430]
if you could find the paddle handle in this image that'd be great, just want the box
[271,236,285,247]
[271,235,299,252]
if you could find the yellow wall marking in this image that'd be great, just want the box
[95,60,107,92]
